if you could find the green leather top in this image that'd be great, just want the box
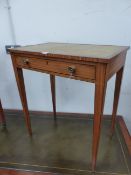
[10,42,129,60]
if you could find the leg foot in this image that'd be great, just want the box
[111,67,124,135]
[50,75,56,121]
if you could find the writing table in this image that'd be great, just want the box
[9,43,129,170]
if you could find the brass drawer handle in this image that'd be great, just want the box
[67,66,76,76]
[23,58,29,64]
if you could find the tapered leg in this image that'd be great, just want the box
[111,67,124,135]
[0,100,6,127]
[50,75,56,120]
[12,66,32,136]
[92,64,107,171]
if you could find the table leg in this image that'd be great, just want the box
[92,64,107,171]
[50,75,56,120]
[12,67,32,136]
[0,100,6,127]
[111,67,124,135]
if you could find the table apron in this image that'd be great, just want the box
[14,56,96,82]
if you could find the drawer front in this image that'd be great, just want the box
[15,57,96,81]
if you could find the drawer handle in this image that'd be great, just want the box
[67,66,76,76]
[23,58,29,64]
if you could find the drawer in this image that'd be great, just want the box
[15,56,96,81]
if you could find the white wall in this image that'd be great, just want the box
[0,0,131,133]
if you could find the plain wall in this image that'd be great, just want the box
[0,0,131,133]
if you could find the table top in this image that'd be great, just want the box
[9,43,129,63]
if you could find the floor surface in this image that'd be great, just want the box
[0,112,130,175]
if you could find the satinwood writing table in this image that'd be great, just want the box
[9,43,129,171]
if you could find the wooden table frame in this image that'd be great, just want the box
[9,43,129,171]
[0,99,6,127]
